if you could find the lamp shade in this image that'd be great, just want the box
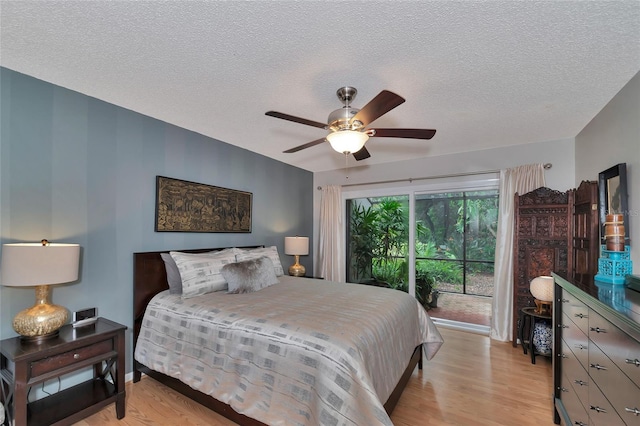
[326,130,369,154]
[530,276,554,302]
[1,243,80,287]
[284,237,309,256]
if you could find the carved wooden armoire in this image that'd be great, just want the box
[512,187,574,345]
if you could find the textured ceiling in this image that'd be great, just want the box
[1,1,639,173]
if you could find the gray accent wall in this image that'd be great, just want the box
[0,68,314,370]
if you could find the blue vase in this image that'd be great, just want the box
[533,321,552,354]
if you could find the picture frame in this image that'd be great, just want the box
[155,176,252,233]
[598,163,629,243]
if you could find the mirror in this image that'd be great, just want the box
[598,163,629,244]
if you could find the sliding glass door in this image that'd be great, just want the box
[344,179,498,327]
[414,190,498,297]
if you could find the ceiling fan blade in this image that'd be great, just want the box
[266,111,327,129]
[352,146,371,161]
[350,90,405,127]
[283,138,327,153]
[370,128,437,139]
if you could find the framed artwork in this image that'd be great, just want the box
[155,176,252,233]
[598,163,629,242]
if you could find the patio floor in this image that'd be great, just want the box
[428,292,492,326]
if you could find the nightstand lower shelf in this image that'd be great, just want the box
[28,379,117,426]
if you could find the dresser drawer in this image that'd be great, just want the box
[589,308,640,388]
[562,311,589,367]
[561,291,590,334]
[588,378,626,426]
[30,338,114,378]
[560,371,590,426]
[561,338,590,404]
[589,340,640,425]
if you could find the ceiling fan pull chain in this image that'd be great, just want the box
[344,153,350,179]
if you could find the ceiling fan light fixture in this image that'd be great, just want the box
[326,130,369,154]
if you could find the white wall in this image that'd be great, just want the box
[312,138,576,269]
[575,71,639,265]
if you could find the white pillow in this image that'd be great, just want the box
[235,246,284,276]
[170,250,237,298]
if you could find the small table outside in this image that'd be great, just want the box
[518,306,552,364]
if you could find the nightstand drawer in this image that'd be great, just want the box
[30,338,114,378]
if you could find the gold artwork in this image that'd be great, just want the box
[155,176,252,233]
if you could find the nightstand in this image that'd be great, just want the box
[0,317,126,426]
[518,307,552,364]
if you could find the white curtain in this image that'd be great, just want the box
[490,163,546,342]
[318,185,345,282]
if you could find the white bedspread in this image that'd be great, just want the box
[135,276,443,426]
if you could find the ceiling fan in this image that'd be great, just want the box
[265,86,436,161]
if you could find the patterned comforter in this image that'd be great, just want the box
[134,275,443,425]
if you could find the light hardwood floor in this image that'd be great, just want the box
[76,327,555,426]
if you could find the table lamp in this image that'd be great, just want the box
[1,240,80,341]
[530,275,554,315]
[284,236,309,277]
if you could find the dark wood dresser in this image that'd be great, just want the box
[552,273,640,425]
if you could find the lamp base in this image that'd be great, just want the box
[288,255,306,277]
[13,285,68,341]
[533,299,552,316]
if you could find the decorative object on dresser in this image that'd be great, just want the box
[155,175,252,233]
[0,240,80,341]
[0,317,127,426]
[598,163,629,244]
[284,236,309,276]
[530,275,554,315]
[512,186,573,346]
[552,273,640,425]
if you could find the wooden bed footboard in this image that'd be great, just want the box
[132,246,422,424]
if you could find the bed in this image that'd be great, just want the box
[133,246,443,426]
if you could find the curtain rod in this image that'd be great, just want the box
[317,163,552,190]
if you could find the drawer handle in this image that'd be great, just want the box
[559,353,569,359]
[574,313,588,319]
[558,324,569,329]
[590,405,607,414]
[625,407,640,416]
[589,363,607,371]
[73,353,80,359]
[559,387,569,393]
[574,379,588,386]
[589,327,606,333]
[574,422,587,426]
[625,358,640,367]
[575,344,587,350]
[561,298,569,303]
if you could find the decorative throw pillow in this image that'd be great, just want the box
[235,246,284,276]
[222,256,279,294]
[170,250,237,298]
